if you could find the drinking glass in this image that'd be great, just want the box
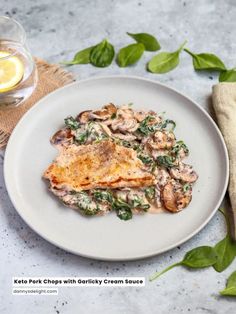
[0,16,37,109]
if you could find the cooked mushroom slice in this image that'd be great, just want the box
[134,111,148,122]
[161,182,192,212]
[99,123,113,137]
[76,110,92,124]
[148,130,175,150]
[111,118,138,132]
[170,162,198,183]
[50,128,73,146]
[112,132,137,141]
[90,103,117,121]
[153,168,170,188]
[103,103,117,115]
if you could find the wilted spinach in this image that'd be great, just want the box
[64,116,80,130]
[156,155,176,168]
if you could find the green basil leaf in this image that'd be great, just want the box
[127,32,161,51]
[220,271,236,296]
[61,46,94,65]
[181,246,218,268]
[147,41,186,74]
[184,48,226,71]
[90,39,115,67]
[213,235,236,272]
[149,245,217,281]
[219,69,236,82]
[117,43,145,67]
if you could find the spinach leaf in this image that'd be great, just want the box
[161,119,176,131]
[149,246,217,281]
[77,192,99,216]
[219,69,236,82]
[213,234,236,272]
[171,141,189,156]
[220,271,236,296]
[129,195,150,211]
[144,186,156,200]
[147,41,186,74]
[127,32,161,51]
[75,131,88,144]
[184,48,226,71]
[90,39,115,67]
[183,183,191,192]
[137,115,159,135]
[64,116,80,130]
[93,190,114,204]
[61,46,94,65]
[156,155,176,168]
[138,154,154,165]
[112,199,132,221]
[117,43,145,67]
[181,246,218,268]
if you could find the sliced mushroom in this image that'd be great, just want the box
[154,168,170,188]
[99,123,113,137]
[161,181,192,212]
[111,118,138,132]
[134,111,148,122]
[170,162,198,183]
[103,103,117,115]
[112,132,137,141]
[76,110,92,124]
[148,131,175,150]
[50,128,73,146]
[90,103,117,121]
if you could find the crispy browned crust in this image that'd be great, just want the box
[43,140,155,191]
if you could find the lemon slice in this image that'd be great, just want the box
[0,51,24,92]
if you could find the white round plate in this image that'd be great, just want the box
[4,76,229,261]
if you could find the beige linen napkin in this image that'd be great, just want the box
[212,83,236,240]
[0,58,75,148]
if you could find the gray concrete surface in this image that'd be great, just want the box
[0,0,236,313]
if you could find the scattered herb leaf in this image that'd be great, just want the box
[147,41,187,74]
[220,271,236,296]
[90,39,115,67]
[127,32,161,51]
[219,68,236,82]
[184,48,226,71]
[61,46,94,65]
[213,234,236,272]
[149,246,218,281]
[117,43,145,67]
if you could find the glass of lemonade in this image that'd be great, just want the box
[0,16,37,109]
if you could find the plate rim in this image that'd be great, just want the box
[4,75,229,261]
